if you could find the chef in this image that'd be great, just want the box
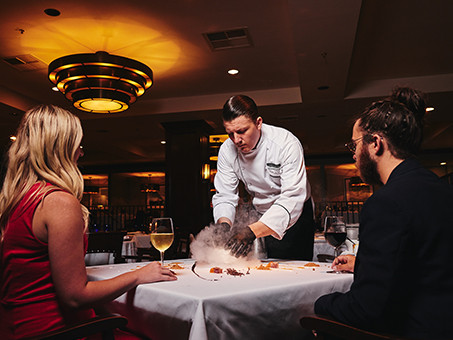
[212,95,315,260]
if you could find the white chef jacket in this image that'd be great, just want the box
[212,123,311,239]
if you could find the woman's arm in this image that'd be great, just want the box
[33,191,176,309]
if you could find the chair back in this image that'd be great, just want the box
[87,231,126,264]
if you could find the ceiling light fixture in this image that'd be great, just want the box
[48,51,153,113]
[426,107,434,112]
[228,69,239,75]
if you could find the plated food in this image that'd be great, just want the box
[167,263,184,270]
[256,261,279,270]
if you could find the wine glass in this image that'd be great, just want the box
[323,216,347,259]
[149,217,174,266]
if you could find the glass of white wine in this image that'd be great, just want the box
[149,217,174,266]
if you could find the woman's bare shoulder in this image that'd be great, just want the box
[40,190,82,221]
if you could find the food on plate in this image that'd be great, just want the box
[268,261,279,268]
[210,267,223,274]
[256,264,271,270]
[168,263,184,270]
[256,261,279,270]
[226,268,245,276]
[304,262,320,267]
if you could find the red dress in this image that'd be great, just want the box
[0,182,96,339]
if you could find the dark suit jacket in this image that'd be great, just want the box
[315,159,453,339]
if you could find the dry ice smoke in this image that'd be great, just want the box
[190,203,262,266]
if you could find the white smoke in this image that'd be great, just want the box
[190,203,263,266]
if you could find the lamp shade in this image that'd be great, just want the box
[48,51,153,113]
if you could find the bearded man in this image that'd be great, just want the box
[314,87,453,339]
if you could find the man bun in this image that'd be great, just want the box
[390,87,427,123]
[357,86,427,159]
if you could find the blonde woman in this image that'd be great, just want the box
[0,105,176,339]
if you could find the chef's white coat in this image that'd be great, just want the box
[212,123,311,239]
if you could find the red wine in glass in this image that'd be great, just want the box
[325,232,347,248]
[323,216,347,258]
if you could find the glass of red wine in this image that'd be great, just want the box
[324,216,347,260]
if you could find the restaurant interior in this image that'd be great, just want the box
[1,0,452,256]
[2,1,453,339]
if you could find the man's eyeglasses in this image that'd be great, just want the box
[345,136,365,154]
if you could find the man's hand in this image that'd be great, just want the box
[225,226,256,257]
[332,254,356,273]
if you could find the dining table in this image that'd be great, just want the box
[87,258,353,340]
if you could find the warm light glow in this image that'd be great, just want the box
[83,174,108,180]
[209,155,218,161]
[440,162,447,166]
[209,134,228,143]
[161,140,166,144]
[19,14,197,78]
[75,97,127,113]
[426,107,434,112]
[52,86,59,92]
[10,136,17,141]
[202,163,210,180]
[228,69,239,75]
[123,172,165,178]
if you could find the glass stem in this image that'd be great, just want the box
[160,251,164,266]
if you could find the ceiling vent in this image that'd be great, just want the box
[2,54,46,71]
[203,27,253,51]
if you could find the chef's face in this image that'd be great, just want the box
[223,115,262,153]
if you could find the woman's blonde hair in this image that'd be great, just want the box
[0,105,89,232]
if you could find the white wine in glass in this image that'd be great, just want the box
[149,217,174,266]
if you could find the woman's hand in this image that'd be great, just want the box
[332,254,356,273]
[135,262,177,285]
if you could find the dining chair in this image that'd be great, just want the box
[32,313,128,340]
[300,315,409,340]
[134,247,160,262]
[87,231,127,264]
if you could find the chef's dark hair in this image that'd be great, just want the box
[357,87,427,159]
[222,95,259,122]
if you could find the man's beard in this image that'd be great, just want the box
[358,147,383,186]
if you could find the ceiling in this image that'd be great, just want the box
[1,0,452,170]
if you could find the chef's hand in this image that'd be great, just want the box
[225,226,256,257]
[213,222,231,233]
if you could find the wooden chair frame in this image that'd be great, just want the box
[31,313,128,340]
[300,315,410,340]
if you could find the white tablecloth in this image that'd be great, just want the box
[87,259,353,340]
